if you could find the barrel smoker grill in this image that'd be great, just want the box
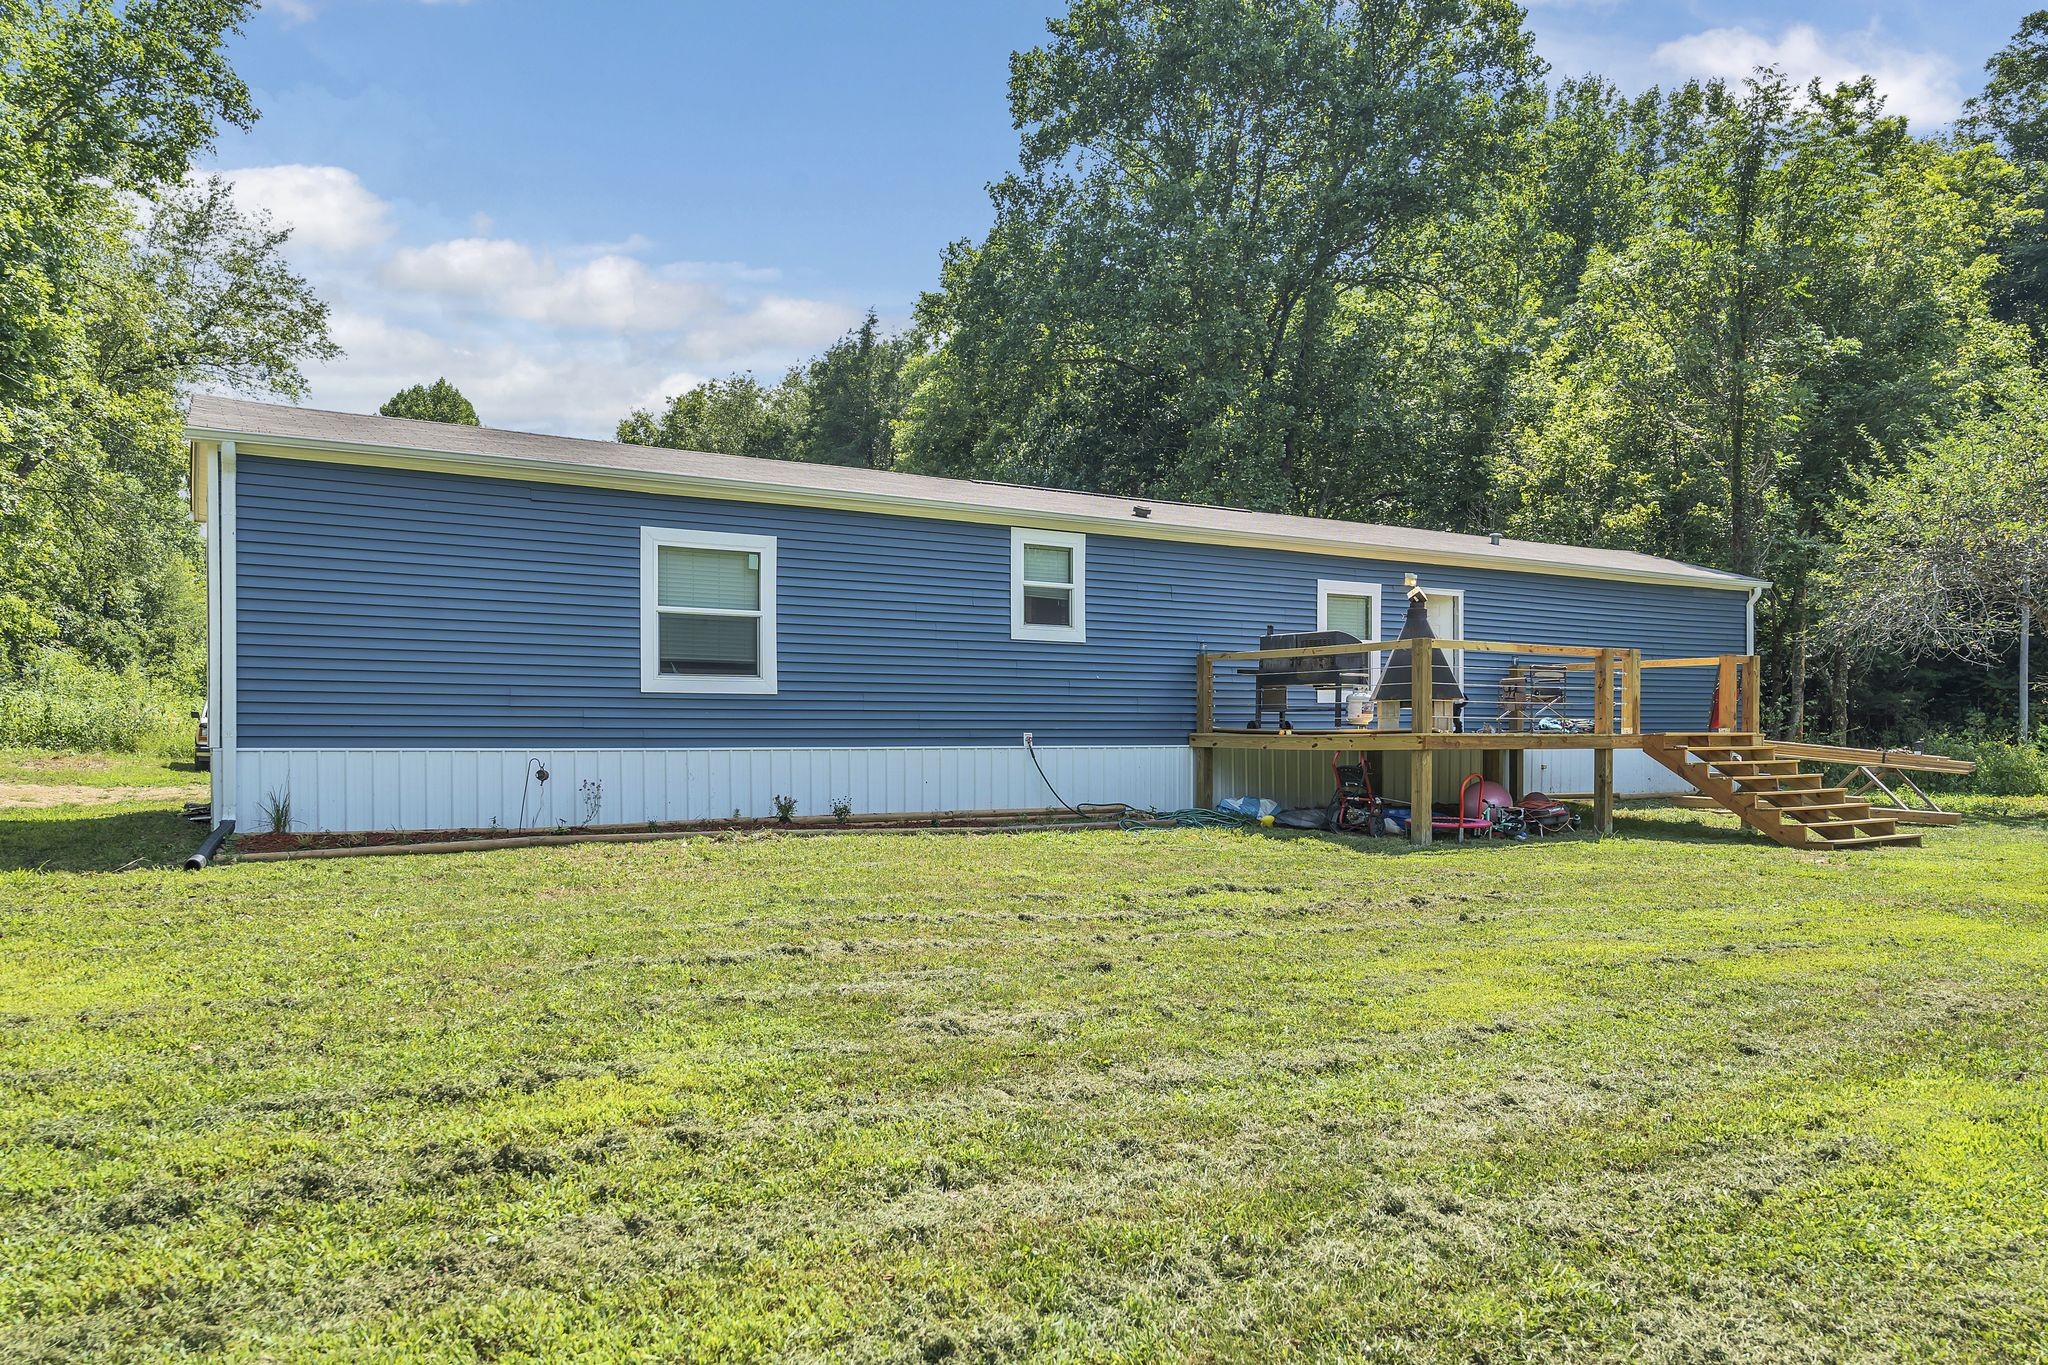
[1245,628,1371,729]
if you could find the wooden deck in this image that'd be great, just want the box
[1188,630,1965,850]
[1191,634,1763,845]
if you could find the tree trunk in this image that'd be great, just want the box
[1787,586,1807,740]
[1826,649,1852,744]
[1723,96,1768,579]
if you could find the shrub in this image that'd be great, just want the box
[1965,741,2048,797]
[0,649,195,753]
[1912,731,2048,797]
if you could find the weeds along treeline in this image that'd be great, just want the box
[0,652,194,754]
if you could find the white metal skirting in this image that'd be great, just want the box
[1522,749,1693,799]
[227,743,1690,834]
[229,745,1196,833]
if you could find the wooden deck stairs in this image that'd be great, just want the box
[1641,733,1924,850]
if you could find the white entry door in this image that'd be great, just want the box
[1420,588,1464,683]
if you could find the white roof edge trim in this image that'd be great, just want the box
[182,423,1772,593]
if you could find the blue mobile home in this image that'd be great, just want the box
[186,396,1764,833]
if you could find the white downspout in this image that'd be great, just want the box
[218,440,238,824]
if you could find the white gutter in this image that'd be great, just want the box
[182,423,1773,595]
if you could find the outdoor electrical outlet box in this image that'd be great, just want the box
[1022,732,1033,747]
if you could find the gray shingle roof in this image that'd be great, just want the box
[185,395,1766,591]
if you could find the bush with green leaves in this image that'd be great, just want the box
[0,649,195,754]
[1912,731,2048,797]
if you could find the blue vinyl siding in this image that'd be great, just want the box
[233,456,1748,748]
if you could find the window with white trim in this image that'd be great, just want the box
[640,527,777,694]
[1316,579,1383,696]
[1317,580,1382,649]
[1011,528,1086,642]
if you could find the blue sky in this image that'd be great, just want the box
[208,0,2025,436]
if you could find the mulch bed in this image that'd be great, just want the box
[230,809,1108,854]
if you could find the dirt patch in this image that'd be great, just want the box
[0,781,204,808]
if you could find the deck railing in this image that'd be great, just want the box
[1195,637,1762,738]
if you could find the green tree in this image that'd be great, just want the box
[380,378,480,426]
[1824,376,2047,656]
[898,0,1544,508]
[2,0,258,411]
[1497,73,2030,735]
[1,0,337,685]
[618,372,805,459]
[1962,11,2048,342]
[801,311,912,468]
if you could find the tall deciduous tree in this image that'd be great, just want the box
[803,311,911,468]
[1825,377,2047,656]
[1962,10,2048,342]
[898,0,1544,508]
[619,313,917,468]
[1497,73,2030,734]
[618,372,806,460]
[1,0,338,683]
[380,378,479,426]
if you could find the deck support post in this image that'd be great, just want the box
[1409,747,1434,846]
[1410,635,1435,846]
[1481,748,1507,789]
[1592,746,1615,835]
[1593,649,1615,735]
[1620,649,1642,734]
[1194,747,1215,810]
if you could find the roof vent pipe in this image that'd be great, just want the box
[1490,531,1502,546]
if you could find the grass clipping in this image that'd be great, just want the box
[2,795,2046,1359]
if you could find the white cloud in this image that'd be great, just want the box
[677,295,863,362]
[215,164,394,253]
[203,164,869,437]
[378,237,859,345]
[380,239,721,331]
[305,312,647,434]
[1652,22,1965,126]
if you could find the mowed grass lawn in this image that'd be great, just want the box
[4,756,2048,1361]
